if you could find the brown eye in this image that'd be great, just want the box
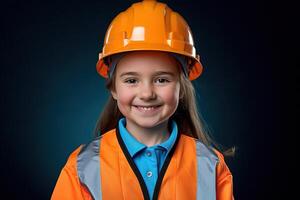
[155,78,170,84]
[124,79,138,84]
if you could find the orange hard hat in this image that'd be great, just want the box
[96,0,203,80]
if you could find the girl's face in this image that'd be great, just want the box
[111,51,180,130]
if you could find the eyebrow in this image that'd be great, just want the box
[120,71,176,77]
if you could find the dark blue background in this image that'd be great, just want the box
[1,0,282,199]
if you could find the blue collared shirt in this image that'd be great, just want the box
[118,118,178,200]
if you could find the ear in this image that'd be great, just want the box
[110,90,117,100]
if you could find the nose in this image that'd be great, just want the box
[138,82,156,100]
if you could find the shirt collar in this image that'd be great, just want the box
[118,118,146,157]
[118,118,178,157]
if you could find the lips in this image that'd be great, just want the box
[134,104,161,108]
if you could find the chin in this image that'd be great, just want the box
[135,119,159,128]
[133,117,168,129]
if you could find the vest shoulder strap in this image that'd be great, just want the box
[195,138,219,200]
[77,135,103,200]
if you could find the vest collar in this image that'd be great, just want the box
[116,123,181,200]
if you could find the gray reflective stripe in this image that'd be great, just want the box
[77,137,102,200]
[195,139,219,200]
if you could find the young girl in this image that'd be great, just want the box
[52,0,234,199]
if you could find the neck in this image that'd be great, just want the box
[126,120,170,147]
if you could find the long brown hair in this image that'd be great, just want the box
[93,57,235,157]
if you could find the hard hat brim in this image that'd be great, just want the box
[96,48,203,80]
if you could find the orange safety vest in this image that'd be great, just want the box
[51,128,234,200]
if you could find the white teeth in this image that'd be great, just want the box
[135,106,158,111]
[139,106,155,110]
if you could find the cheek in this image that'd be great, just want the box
[159,83,180,105]
[116,87,134,108]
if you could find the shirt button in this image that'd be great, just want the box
[146,171,153,178]
[146,151,152,157]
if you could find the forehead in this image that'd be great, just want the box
[115,51,180,75]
